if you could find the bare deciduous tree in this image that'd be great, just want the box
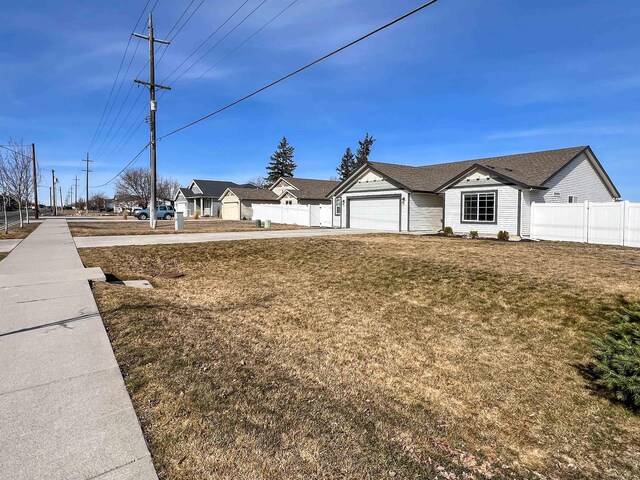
[115,168,180,208]
[247,176,269,189]
[0,140,37,229]
[90,191,109,211]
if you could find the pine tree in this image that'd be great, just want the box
[266,136,296,184]
[590,305,640,410]
[336,147,356,181]
[355,133,376,166]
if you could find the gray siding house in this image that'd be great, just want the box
[174,179,253,217]
[329,146,620,237]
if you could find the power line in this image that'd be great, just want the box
[183,0,300,89]
[159,0,251,85]
[160,0,441,140]
[90,143,150,188]
[99,0,441,187]
[87,0,154,153]
[94,0,206,160]
[168,0,270,86]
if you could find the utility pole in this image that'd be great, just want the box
[31,143,39,219]
[51,170,57,216]
[83,153,92,215]
[134,13,171,229]
[74,175,79,211]
[59,185,63,214]
[49,187,52,213]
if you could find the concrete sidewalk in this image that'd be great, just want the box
[0,220,157,480]
[0,238,21,252]
[74,227,381,248]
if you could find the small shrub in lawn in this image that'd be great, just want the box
[470,230,479,239]
[122,210,130,219]
[442,226,453,236]
[193,209,201,219]
[497,230,510,241]
[590,306,640,410]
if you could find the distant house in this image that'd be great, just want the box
[174,179,253,217]
[218,177,340,220]
[328,146,620,236]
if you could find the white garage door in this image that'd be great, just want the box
[348,196,400,231]
[221,202,240,220]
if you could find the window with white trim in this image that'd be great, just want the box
[568,195,579,203]
[462,191,496,223]
[335,198,341,216]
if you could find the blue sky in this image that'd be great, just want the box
[1,0,639,199]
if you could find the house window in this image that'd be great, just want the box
[462,191,496,223]
[285,200,293,205]
[335,199,342,216]
[568,195,579,203]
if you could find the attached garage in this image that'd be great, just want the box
[221,201,240,220]
[347,196,401,231]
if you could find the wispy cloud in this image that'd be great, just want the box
[488,123,640,140]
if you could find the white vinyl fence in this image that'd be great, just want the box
[530,201,640,247]
[252,203,333,227]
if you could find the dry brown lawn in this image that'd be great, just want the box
[69,219,312,237]
[80,235,640,480]
[0,221,39,239]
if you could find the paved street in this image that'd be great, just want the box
[0,219,157,480]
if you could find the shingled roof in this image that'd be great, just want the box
[192,180,251,198]
[222,187,279,201]
[277,178,339,200]
[364,146,592,193]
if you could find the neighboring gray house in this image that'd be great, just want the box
[328,146,620,237]
[174,179,253,217]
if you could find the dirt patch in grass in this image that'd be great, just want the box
[81,235,640,479]
[69,219,312,237]
[0,221,39,239]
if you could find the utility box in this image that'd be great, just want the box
[255,219,262,228]
[175,211,184,231]
[265,219,272,229]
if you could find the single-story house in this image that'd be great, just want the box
[328,146,620,237]
[218,187,280,220]
[174,179,253,217]
[219,177,340,220]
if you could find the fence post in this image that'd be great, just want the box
[530,202,536,239]
[622,201,629,247]
[584,201,590,244]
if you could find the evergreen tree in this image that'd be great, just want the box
[336,147,357,181]
[355,133,376,166]
[266,136,296,184]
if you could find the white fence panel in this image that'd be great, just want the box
[588,202,624,246]
[252,203,333,227]
[530,201,640,248]
[530,202,587,242]
[625,202,640,248]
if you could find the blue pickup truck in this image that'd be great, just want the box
[135,205,176,220]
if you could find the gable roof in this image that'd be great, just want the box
[272,177,339,200]
[330,146,620,197]
[191,179,248,198]
[219,187,279,201]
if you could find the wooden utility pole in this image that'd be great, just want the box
[31,143,38,219]
[51,170,57,216]
[74,175,79,211]
[84,153,92,215]
[59,185,63,214]
[134,13,170,229]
